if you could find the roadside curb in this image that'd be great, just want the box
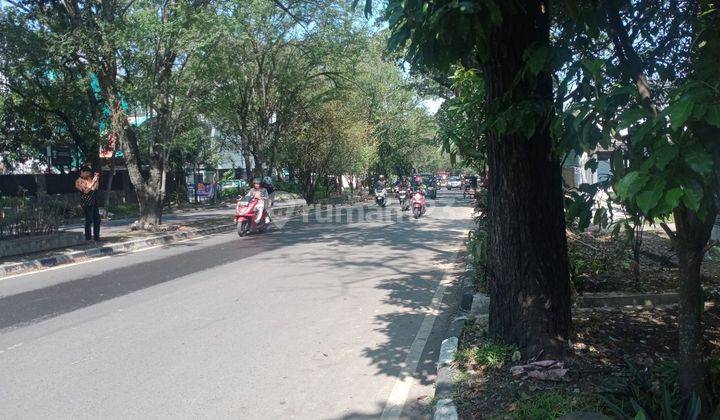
[1,201,371,278]
[433,259,487,420]
[0,222,236,278]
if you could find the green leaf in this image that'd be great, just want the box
[618,107,646,130]
[524,45,548,76]
[681,183,704,211]
[666,100,694,131]
[593,207,608,228]
[581,58,603,77]
[684,147,713,174]
[653,145,678,170]
[634,410,648,420]
[664,188,684,209]
[636,179,666,213]
[705,104,720,128]
[615,172,650,200]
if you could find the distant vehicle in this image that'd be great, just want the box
[447,176,462,190]
[436,171,449,187]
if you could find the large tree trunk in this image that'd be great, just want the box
[482,0,572,356]
[673,205,716,397]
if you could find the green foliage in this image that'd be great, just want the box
[467,224,488,290]
[220,187,242,199]
[108,203,140,218]
[436,67,485,172]
[456,340,516,369]
[601,358,718,420]
[0,195,66,239]
[512,391,602,420]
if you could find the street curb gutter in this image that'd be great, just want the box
[1,201,371,278]
[433,262,490,420]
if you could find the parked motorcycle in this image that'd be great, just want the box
[411,190,427,219]
[235,195,270,237]
[375,187,387,207]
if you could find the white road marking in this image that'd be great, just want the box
[0,256,113,281]
[380,247,461,420]
[0,235,211,281]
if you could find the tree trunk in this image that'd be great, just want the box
[482,0,572,356]
[673,204,716,397]
[103,157,117,219]
[99,69,163,226]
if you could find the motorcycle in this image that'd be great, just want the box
[235,194,270,237]
[375,187,387,207]
[411,190,427,219]
[397,188,411,211]
[463,184,476,199]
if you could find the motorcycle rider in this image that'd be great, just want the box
[395,175,411,190]
[243,178,270,224]
[395,175,411,204]
[413,175,427,194]
[375,174,388,191]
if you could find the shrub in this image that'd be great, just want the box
[221,187,245,199]
[601,357,719,420]
[0,195,65,239]
[274,180,302,195]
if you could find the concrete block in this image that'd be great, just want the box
[0,231,85,258]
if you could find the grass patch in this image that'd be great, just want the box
[108,203,139,217]
[512,391,602,419]
[456,340,517,369]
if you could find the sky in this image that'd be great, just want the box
[421,97,444,115]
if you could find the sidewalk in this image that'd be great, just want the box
[62,203,237,236]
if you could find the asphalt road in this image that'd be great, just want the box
[0,190,473,419]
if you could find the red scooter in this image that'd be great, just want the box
[235,195,270,237]
[411,190,427,219]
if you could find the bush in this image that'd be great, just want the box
[221,187,245,199]
[601,358,719,419]
[274,180,302,195]
[0,195,65,239]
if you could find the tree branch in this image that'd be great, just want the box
[660,222,677,242]
[604,2,658,116]
[704,240,719,255]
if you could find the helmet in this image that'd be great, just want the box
[379,175,385,180]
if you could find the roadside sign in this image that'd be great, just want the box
[49,146,72,167]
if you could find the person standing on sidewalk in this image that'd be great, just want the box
[75,165,101,241]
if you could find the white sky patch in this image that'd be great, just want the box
[421,97,445,115]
